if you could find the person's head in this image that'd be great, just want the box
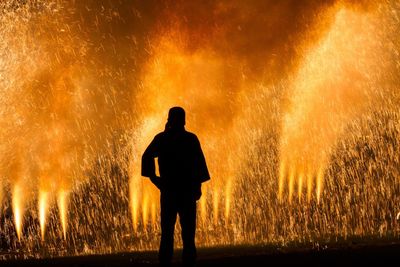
[166,106,185,130]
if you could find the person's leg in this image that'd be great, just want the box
[179,200,197,266]
[159,194,177,266]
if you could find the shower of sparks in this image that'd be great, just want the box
[279,5,394,203]
[12,184,23,241]
[130,191,139,232]
[224,179,232,220]
[213,191,219,225]
[0,0,399,258]
[141,195,149,228]
[58,190,68,240]
[199,188,207,223]
[39,191,49,241]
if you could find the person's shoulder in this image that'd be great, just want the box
[184,131,199,141]
[184,130,197,137]
[154,131,166,140]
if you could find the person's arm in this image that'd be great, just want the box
[141,135,163,190]
[194,136,210,183]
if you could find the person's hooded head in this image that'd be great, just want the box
[166,106,185,131]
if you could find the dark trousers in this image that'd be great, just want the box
[159,192,197,266]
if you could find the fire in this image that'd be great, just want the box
[199,187,207,223]
[12,184,23,241]
[39,191,49,241]
[297,172,304,201]
[128,115,162,232]
[0,0,399,256]
[141,194,149,227]
[0,178,3,211]
[307,172,313,202]
[288,167,295,203]
[213,191,219,225]
[279,5,386,203]
[278,162,285,201]
[316,168,324,203]
[58,190,68,240]
[224,179,232,221]
[151,202,157,228]
[130,188,139,232]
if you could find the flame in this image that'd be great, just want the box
[279,5,385,203]
[12,184,23,241]
[224,179,232,221]
[142,194,149,227]
[39,191,49,241]
[213,190,219,225]
[129,117,161,231]
[316,168,324,204]
[297,172,304,201]
[0,0,398,254]
[130,188,139,232]
[151,202,157,227]
[199,187,207,223]
[278,162,285,201]
[307,172,313,202]
[0,178,3,211]
[58,190,68,240]
[288,167,295,204]
[131,30,244,232]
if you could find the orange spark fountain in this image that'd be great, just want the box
[279,4,392,204]
[0,0,399,258]
[39,191,49,241]
[58,190,68,240]
[12,184,23,241]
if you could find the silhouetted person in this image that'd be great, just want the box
[142,107,210,267]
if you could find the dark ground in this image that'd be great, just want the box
[1,242,399,267]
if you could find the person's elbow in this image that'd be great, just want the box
[200,175,211,183]
[141,153,152,177]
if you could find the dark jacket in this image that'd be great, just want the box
[141,128,210,199]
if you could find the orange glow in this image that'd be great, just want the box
[0,178,3,211]
[39,191,49,241]
[0,0,399,254]
[224,180,232,221]
[151,202,157,227]
[58,190,68,240]
[307,173,313,203]
[142,195,149,227]
[279,5,386,204]
[213,191,219,225]
[278,162,285,201]
[130,188,139,232]
[297,173,304,201]
[12,185,23,241]
[316,168,324,204]
[288,168,295,203]
[129,116,161,231]
[130,30,245,232]
[199,187,207,223]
